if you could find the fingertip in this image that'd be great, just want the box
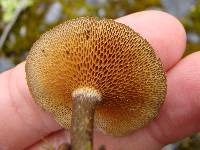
[116,10,186,70]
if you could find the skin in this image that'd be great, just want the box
[0,10,200,150]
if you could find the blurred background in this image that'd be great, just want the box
[0,0,200,149]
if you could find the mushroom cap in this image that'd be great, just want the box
[25,17,166,136]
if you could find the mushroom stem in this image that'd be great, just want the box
[71,87,102,150]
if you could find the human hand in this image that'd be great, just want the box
[1,10,199,150]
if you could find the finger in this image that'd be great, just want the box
[0,10,186,150]
[28,130,69,150]
[29,128,161,150]
[0,62,61,150]
[147,51,200,145]
[30,52,200,150]
[116,10,186,70]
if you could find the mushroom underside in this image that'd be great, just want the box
[25,17,166,136]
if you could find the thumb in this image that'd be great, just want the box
[0,62,61,150]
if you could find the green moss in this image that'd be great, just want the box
[177,133,200,150]
[183,0,200,55]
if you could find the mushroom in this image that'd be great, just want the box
[25,17,166,150]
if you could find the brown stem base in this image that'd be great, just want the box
[71,87,102,150]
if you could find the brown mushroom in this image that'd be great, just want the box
[25,17,166,150]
